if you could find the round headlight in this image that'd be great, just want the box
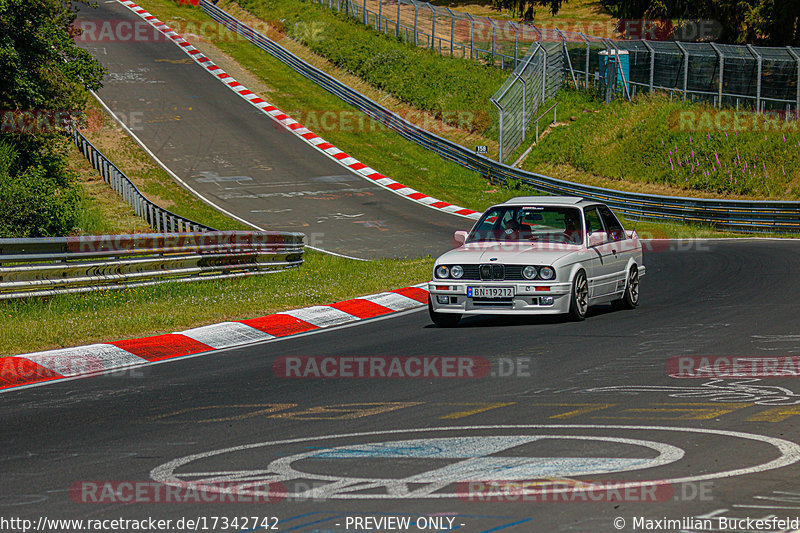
[450,265,464,279]
[539,266,555,280]
[435,265,450,279]
[522,265,538,280]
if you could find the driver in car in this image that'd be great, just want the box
[563,214,582,244]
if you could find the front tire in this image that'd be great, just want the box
[567,270,589,321]
[428,296,461,328]
[613,266,640,310]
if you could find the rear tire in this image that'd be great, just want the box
[567,270,589,321]
[613,266,640,310]
[428,296,461,328]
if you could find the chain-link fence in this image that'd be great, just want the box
[490,42,565,162]
[607,41,800,111]
[312,0,543,69]
[314,0,800,161]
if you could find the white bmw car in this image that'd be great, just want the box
[428,196,645,326]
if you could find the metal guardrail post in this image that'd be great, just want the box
[675,41,689,100]
[519,73,527,140]
[491,98,503,162]
[710,42,724,108]
[466,13,474,60]
[511,22,519,68]
[395,0,401,38]
[413,2,418,45]
[601,39,615,103]
[556,28,578,89]
[788,47,800,116]
[489,19,497,66]
[642,40,654,94]
[579,33,590,89]
[614,41,632,101]
[541,44,547,102]
[445,7,454,56]
[429,4,435,49]
[747,44,762,111]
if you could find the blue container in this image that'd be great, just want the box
[598,50,630,94]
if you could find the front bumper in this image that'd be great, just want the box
[428,281,573,315]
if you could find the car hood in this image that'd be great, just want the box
[436,242,580,265]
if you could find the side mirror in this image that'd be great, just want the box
[453,231,468,246]
[587,232,606,247]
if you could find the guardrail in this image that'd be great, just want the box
[202,1,800,233]
[0,232,305,300]
[71,126,214,233]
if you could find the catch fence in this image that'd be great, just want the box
[313,0,800,161]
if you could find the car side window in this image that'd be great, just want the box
[598,206,625,242]
[472,209,501,233]
[584,207,604,235]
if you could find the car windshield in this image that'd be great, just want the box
[467,205,584,244]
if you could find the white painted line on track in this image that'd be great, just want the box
[90,91,371,261]
[150,425,800,499]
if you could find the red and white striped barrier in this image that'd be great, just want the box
[115,0,480,220]
[0,285,429,391]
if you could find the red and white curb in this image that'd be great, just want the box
[0,286,430,391]
[115,0,480,221]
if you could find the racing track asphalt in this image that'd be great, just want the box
[72,1,465,260]
[3,240,800,532]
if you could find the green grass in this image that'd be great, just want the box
[67,135,153,235]
[235,0,507,133]
[0,94,439,355]
[130,0,506,210]
[128,0,800,212]
[0,251,432,355]
[2,0,791,356]
[519,90,800,199]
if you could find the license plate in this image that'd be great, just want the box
[468,286,515,298]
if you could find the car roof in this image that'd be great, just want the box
[494,196,598,208]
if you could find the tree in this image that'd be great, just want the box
[0,0,105,237]
[491,0,569,21]
[0,0,105,110]
[600,0,800,45]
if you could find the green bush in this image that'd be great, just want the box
[0,137,81,237]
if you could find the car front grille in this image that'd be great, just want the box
[451,264,526,281]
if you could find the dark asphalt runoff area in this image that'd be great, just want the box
[3,240,800,532]
[72,1,465,260]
